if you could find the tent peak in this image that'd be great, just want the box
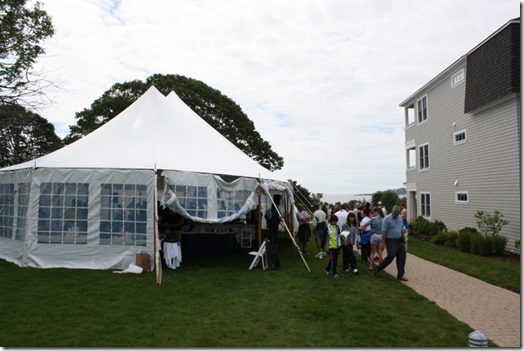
[143,85,164,97]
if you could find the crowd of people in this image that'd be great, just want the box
[295,201,409,281]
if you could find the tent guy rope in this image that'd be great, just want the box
[259,184,311,273]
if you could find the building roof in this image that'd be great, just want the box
[399,17,520,107]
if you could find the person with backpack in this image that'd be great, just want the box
[296,205,312,256]
[358,208,373,267]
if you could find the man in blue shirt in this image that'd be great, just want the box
[374,205,408,281]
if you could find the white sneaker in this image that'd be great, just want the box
[353,268,358,274]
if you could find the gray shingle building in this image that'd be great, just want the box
[400,18,521,248]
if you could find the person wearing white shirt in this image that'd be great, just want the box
[335,203,349,230]
[313,203,328,258]
[378,201,387,217]
[358,208,373,266]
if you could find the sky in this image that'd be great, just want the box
[30,0,520,195]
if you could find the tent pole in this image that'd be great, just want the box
[257,191,262,248]
[261,185,311,273]
[154,169,162,286]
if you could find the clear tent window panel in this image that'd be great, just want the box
[37,182,89,244]
[169,185,208,218]
[0,184,15,239]
[99,184,148,246]
[15,183,31,241]
[216,190,251,218]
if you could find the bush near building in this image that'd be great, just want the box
[412,215,510,258]
[409,216,447,241]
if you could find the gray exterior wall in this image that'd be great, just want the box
[404,60,521,247]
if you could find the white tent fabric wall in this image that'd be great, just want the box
[0,86,294,270]
[0,168,155,269]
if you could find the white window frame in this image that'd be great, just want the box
[420,192,431,218]
[451,68,465,88]
[418,142,430,171]
[453,129,467,145]
[405,107,415,129]
[455,191,469,204]
[405,139,417,171]
[416,95,428,124]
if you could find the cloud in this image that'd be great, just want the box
[33,0,519,194]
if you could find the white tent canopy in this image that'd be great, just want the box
[0,86,293,270]
[3,86,284,181]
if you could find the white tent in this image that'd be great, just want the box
[0,86,293,270]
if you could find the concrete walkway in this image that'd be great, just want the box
[382,253,521,347]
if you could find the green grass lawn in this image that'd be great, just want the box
[407,237,520,293]
[0,235,477,347]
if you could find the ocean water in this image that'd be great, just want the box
[321,194,373,204]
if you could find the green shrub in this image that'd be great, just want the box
[515,239,521,250]
[470,235,482,255]
[493,235,507,256]
[433,220,448,234]
[445,231,458,248]
[457,229,473,252]
[478,236,494,256]
[410,216,447,241]
[430,232,448,245]
[410,216,431,240]
[459,227,478,236]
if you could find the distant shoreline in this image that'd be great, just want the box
[321,194,373,203]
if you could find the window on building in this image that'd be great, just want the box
[38,182,89,244]
[453,129,467,145]
[405,107,415,127]
[171,185,207,218]
[419,143,430,170]
[15,183,30,241]
[455,192,469,204]
[417,96,428,123]
[451,69,465,87]
[100,183,148,246]
[421,193,431,217]
[217,190,251,218]
[406,147,416,169]
[0,183,15,239]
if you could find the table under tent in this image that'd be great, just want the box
[0,86,299,280]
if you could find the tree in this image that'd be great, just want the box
[0,103,62,167]
[474,210,509,237]
[371,190,399,212]
[65,74,284,171]
[0,0,54,105]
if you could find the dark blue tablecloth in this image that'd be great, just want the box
[181,232,237,255]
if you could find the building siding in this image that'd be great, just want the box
[405,60,521,247]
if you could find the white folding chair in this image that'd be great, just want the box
[248,240,267,270]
